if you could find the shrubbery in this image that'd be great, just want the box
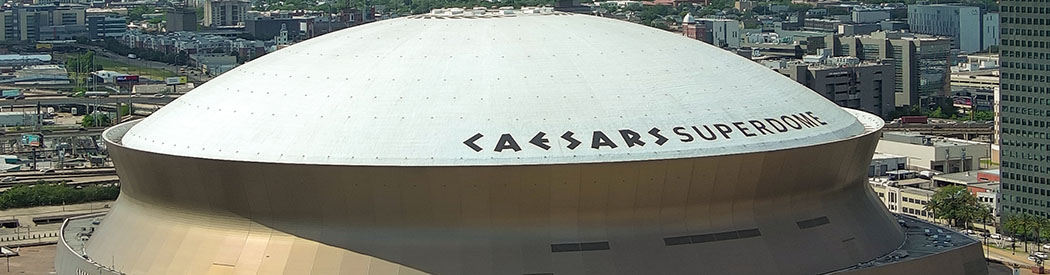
[0,183,119,209]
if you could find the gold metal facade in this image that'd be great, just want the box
[52,120,915,275]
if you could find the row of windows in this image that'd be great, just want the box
[1003,205,1048,218]
[1000,105,1049,118]
[1002,0,1050,3]
[1002,15,1050,26]
[1001,144,1050,161]
[1002,5,1050,14]
[1002,93,1050,105]
[1008,192,1047,208]
[1003,61,1050,71]
[1001,50,1050,61]
[1003,28,1050,37]
[1002,72,1050,83]
[902,206,930,217]
[1002,39,1050,50]
[902,197,928,205]
[1002,170,1050,186]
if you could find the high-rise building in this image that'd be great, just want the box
[166,7,198,32]
[998,0,1050,218]
[908,4,999,53]
[825,31,953,109]
[203,0,249,27]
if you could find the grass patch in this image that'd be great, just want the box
[91,56,176,79]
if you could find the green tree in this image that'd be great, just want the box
[82,112,113,127]
[0,183,119,210]
[925,185,979,228]
[127,6,156,22]
[973,204,994,232]
[1004,213,1042,253]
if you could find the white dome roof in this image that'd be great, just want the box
[683,13,695,24]
[121,12,871,166]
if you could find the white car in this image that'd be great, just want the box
[990,233,1002,239]
[1005,237,1016,242]
[1036,251,1049,259]
[0,176,15,182]
[1043,244,1050,250]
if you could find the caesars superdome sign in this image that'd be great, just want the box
[464,111,829,153]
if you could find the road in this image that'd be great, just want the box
[0,94,178,107]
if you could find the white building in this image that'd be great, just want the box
[851,9,890,23]
[876,132,993,173]
[697,18,741,49]
[870,152,908,177]
[907,4,998,53]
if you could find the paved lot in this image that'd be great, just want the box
[0,244,56,274]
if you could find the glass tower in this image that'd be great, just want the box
[999,0,1050,217]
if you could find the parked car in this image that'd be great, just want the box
[39,168,55,174]
[990,233,1002,239]
[1035,251,1049,259]
[1,176,15,182]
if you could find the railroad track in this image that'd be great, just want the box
[0,168,118,189]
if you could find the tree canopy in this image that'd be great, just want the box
[925,185,980,228]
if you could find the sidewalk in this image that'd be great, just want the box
[985,244,1044,275]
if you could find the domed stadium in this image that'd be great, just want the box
[56,8,986,275]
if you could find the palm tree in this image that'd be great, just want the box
[973,204,994,232]
[1005,214,1041,253]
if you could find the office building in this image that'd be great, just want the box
[826,31,953,108]
[775,59,895,118]
[0,4,87,41]
[203,0,249,27]
[55,9,985,275]
[166,7,197,32]
[998,0,1050,219]
[908,4,999,53]
[86,15,126,38]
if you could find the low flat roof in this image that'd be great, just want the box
[933,170,998,185]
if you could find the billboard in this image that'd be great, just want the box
[116,75,140,82]
[165,76,188,85]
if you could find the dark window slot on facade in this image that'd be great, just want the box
[550,243,581,252]
[664,228,762,246]
[579,241,610,251]
[551,241,609,252]
[796,216,831,229]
